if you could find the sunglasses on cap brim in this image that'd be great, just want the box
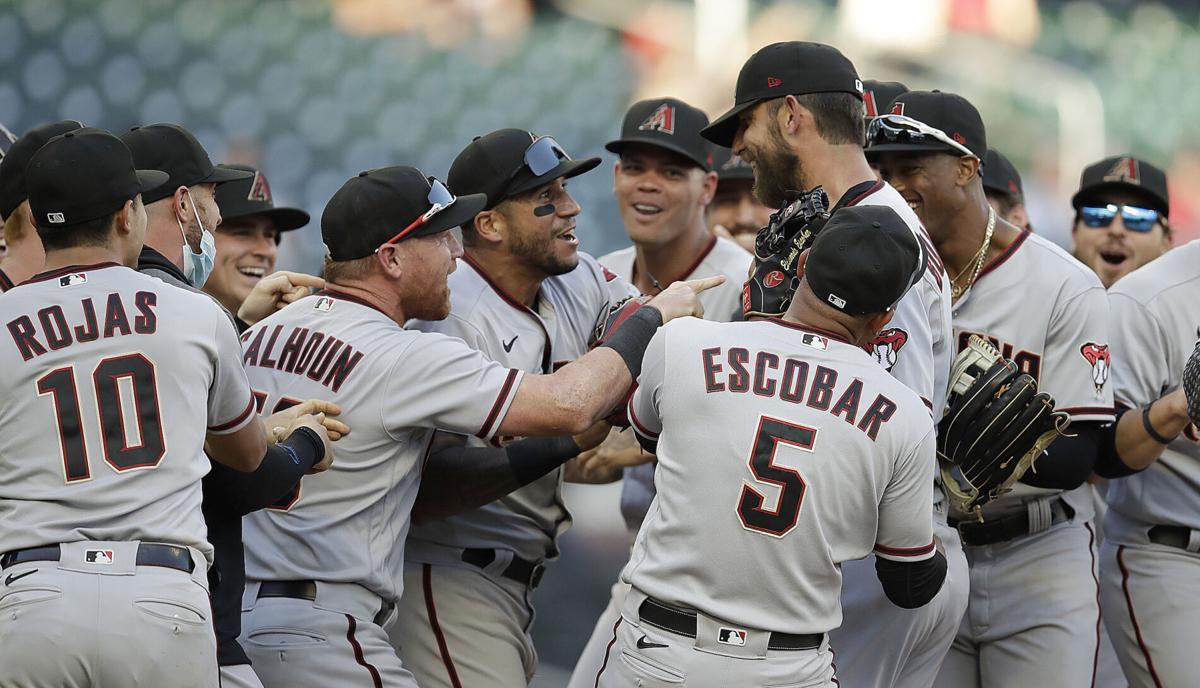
[376,177,458,251]
[503,135,572,190]
[0,122,17,161]
[1078,204,1163,233]
[867,115,977,160]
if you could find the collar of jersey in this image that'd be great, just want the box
[765,318,852,344]
[25,261,124,285]
[314,287,390,316]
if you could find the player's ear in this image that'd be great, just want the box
[781,96,805,137]
[472,209,504,245]
[374,243,405,280]
[957,155,980,187]
[699,170,718,206]
[171,186,190,221]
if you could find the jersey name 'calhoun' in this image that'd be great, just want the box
[241,324,364,393]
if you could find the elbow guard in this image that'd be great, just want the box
[875,551,947,609]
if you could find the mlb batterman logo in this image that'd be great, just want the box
[866,328,909,372]
[718,627,748,646]
[46,212,65,224]
[638,104,676,135]
[85,549,115,565]
[1080,342,1110,393]
[314,296,335,312]
[58,273,87,287]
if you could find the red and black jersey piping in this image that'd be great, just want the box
[314,288,391,317]
[463,253,553,373]
[765,318,853,345]
[24,261,124,285]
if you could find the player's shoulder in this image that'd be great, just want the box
[1020,232,1104,290]
[1109,241,1200,306]
[444,257,497,317]
[597,245,636,279]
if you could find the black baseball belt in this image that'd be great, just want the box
[951,497,1074,547]
[461,548,545,589]
[0,543,194,573]
[256,580,393,626]
[1148,525,1200,552]
[638,597,822,651]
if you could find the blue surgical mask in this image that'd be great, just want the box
[178,188,217,287]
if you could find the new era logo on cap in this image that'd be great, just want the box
[718,627,748,646]
[766,76,782,88]
[638,104,676,135]
[247,171,273,202]
[1103,157,1140,185]
[59,273,87,287]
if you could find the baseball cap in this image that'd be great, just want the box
[866,90,987,159]
[862,80,909,119]
[805,205,925,316]
[712,147,755,183]
[448,129,600,212]
[0,120,85,220]
[701,42,864,148]
[120,123,252,204]
[322,166,486,261]
[25,128,168,229]
[605,98,713,170]
[214,164,309,233]
[982,149,1024,198]
[1070,155,1169,218]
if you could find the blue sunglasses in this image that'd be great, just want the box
[1079,204,1162,233]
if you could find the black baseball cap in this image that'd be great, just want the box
[982,149,1024,199]
[701,42,864,148]
[1071,155,1169,218]
[862,80,909,119]
[322,166,486,261]
[866,90,987,159]
[448,129,600,212]
[214,164,309,233]
[805,205,925,316]
[712,147,755,183]
[606,98,712,170]
[25,128,168,229]
[0,120,85,220]
[120,123,252,204]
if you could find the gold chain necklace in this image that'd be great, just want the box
[951,206,995,302]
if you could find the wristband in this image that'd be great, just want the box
[507,436,582,486]
[598,307,663,379]
[281,425,324,467]
[1142,400,1176,445]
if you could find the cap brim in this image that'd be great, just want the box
[1070,183,1169,217]
[223,206,312,232]
[605,138,708,170]
[506,157,601,198]
[135,169,170,194]
[204,166,255,184]
[864,141,958,157]
[412,192,488,237]
[700,101,757,148]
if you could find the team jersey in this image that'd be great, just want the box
[949,230,1114,516]
[240,290,523,606]
[0,263,256,563]
[599,234,750,323]
[1104,241,1200,544]
[624,318,937,634]
[0,267,12,292]
[405,252,639,563]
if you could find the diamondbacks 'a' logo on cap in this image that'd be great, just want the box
[1080,342,1110,393]
[1103,157,1140,185]
[59,273,87,287]
[47,212,65,224]
[639,104,676,135]
[864,91,881,118]
[890,102,905,116]
[718,627,748,646]
[766,76,782,88]
[247,171,273,202]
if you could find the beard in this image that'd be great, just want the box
[510,227,578,277]
[750,129,806,209]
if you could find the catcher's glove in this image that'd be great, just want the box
[742,187,831,320]
[938,335,1071,515]
[1184,338,1200,428]
[590,295,652,427]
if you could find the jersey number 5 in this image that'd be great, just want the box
[37,354,165,483]
[737,416,816,537]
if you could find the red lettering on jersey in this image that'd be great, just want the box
[259,325,285,369]
[7,315,45,361]
[103,293,131,338]
[75,298,100,342]
[752,352,779,397]
[703,347,725,392]
[39,306,72,350]
[133,291,157,334]
[779,359,809,403]
[956,330,1042,381]
[277,327,309,373]
[727,348,751,392]
[831,378,863,424]
[858,395,897,440]
[242,327,267,366]
[807,366,838,411]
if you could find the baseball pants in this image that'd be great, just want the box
[933,519,1102,688]
[389,560,537,688]
[569,580,629,688]
[1100,541,1199,688]
[0,540,218,688]
[595,588,837,688]
[831,518,970,688]
[240,581,417,688]
[220,663,266,688]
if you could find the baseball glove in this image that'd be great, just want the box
[742,187,831,320]
[1184,337,1200,428]
[938,335,1071,515]
[590,295,652,427]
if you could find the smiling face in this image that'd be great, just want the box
[708,177,771,250]
[1071,189,1171,288]
[395,228,464,321]
[732,101,804,209]
[202,214,280,314]
[495,176,581,277]
[874,150,967,245]
[613,144,714,247]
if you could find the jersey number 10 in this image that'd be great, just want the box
[37,354,165,483]
[737,416,816,538]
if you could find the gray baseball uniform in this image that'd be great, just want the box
[238,290,524,688]
[932,230,1115,688]
[1100,240,1200,687]
[0,263,257,688]
[390,252,639,687]
[594,317,936,687]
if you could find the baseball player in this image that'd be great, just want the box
[981,149,1031,231]
[389,129,642,688]
[570,98,752,687]
[1069,155,1172,289]
[0,128,327,687]
[596,206,946,688]
[0,120,85,290]
[862,80,909,179]
[708,146,771,252]
[237,165,716,687]
[703,42,960,688]
[868,90,1115,688]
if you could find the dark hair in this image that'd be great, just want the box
[775,92,865,146]
[36,209,118,252]
[985,189,1021,217]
